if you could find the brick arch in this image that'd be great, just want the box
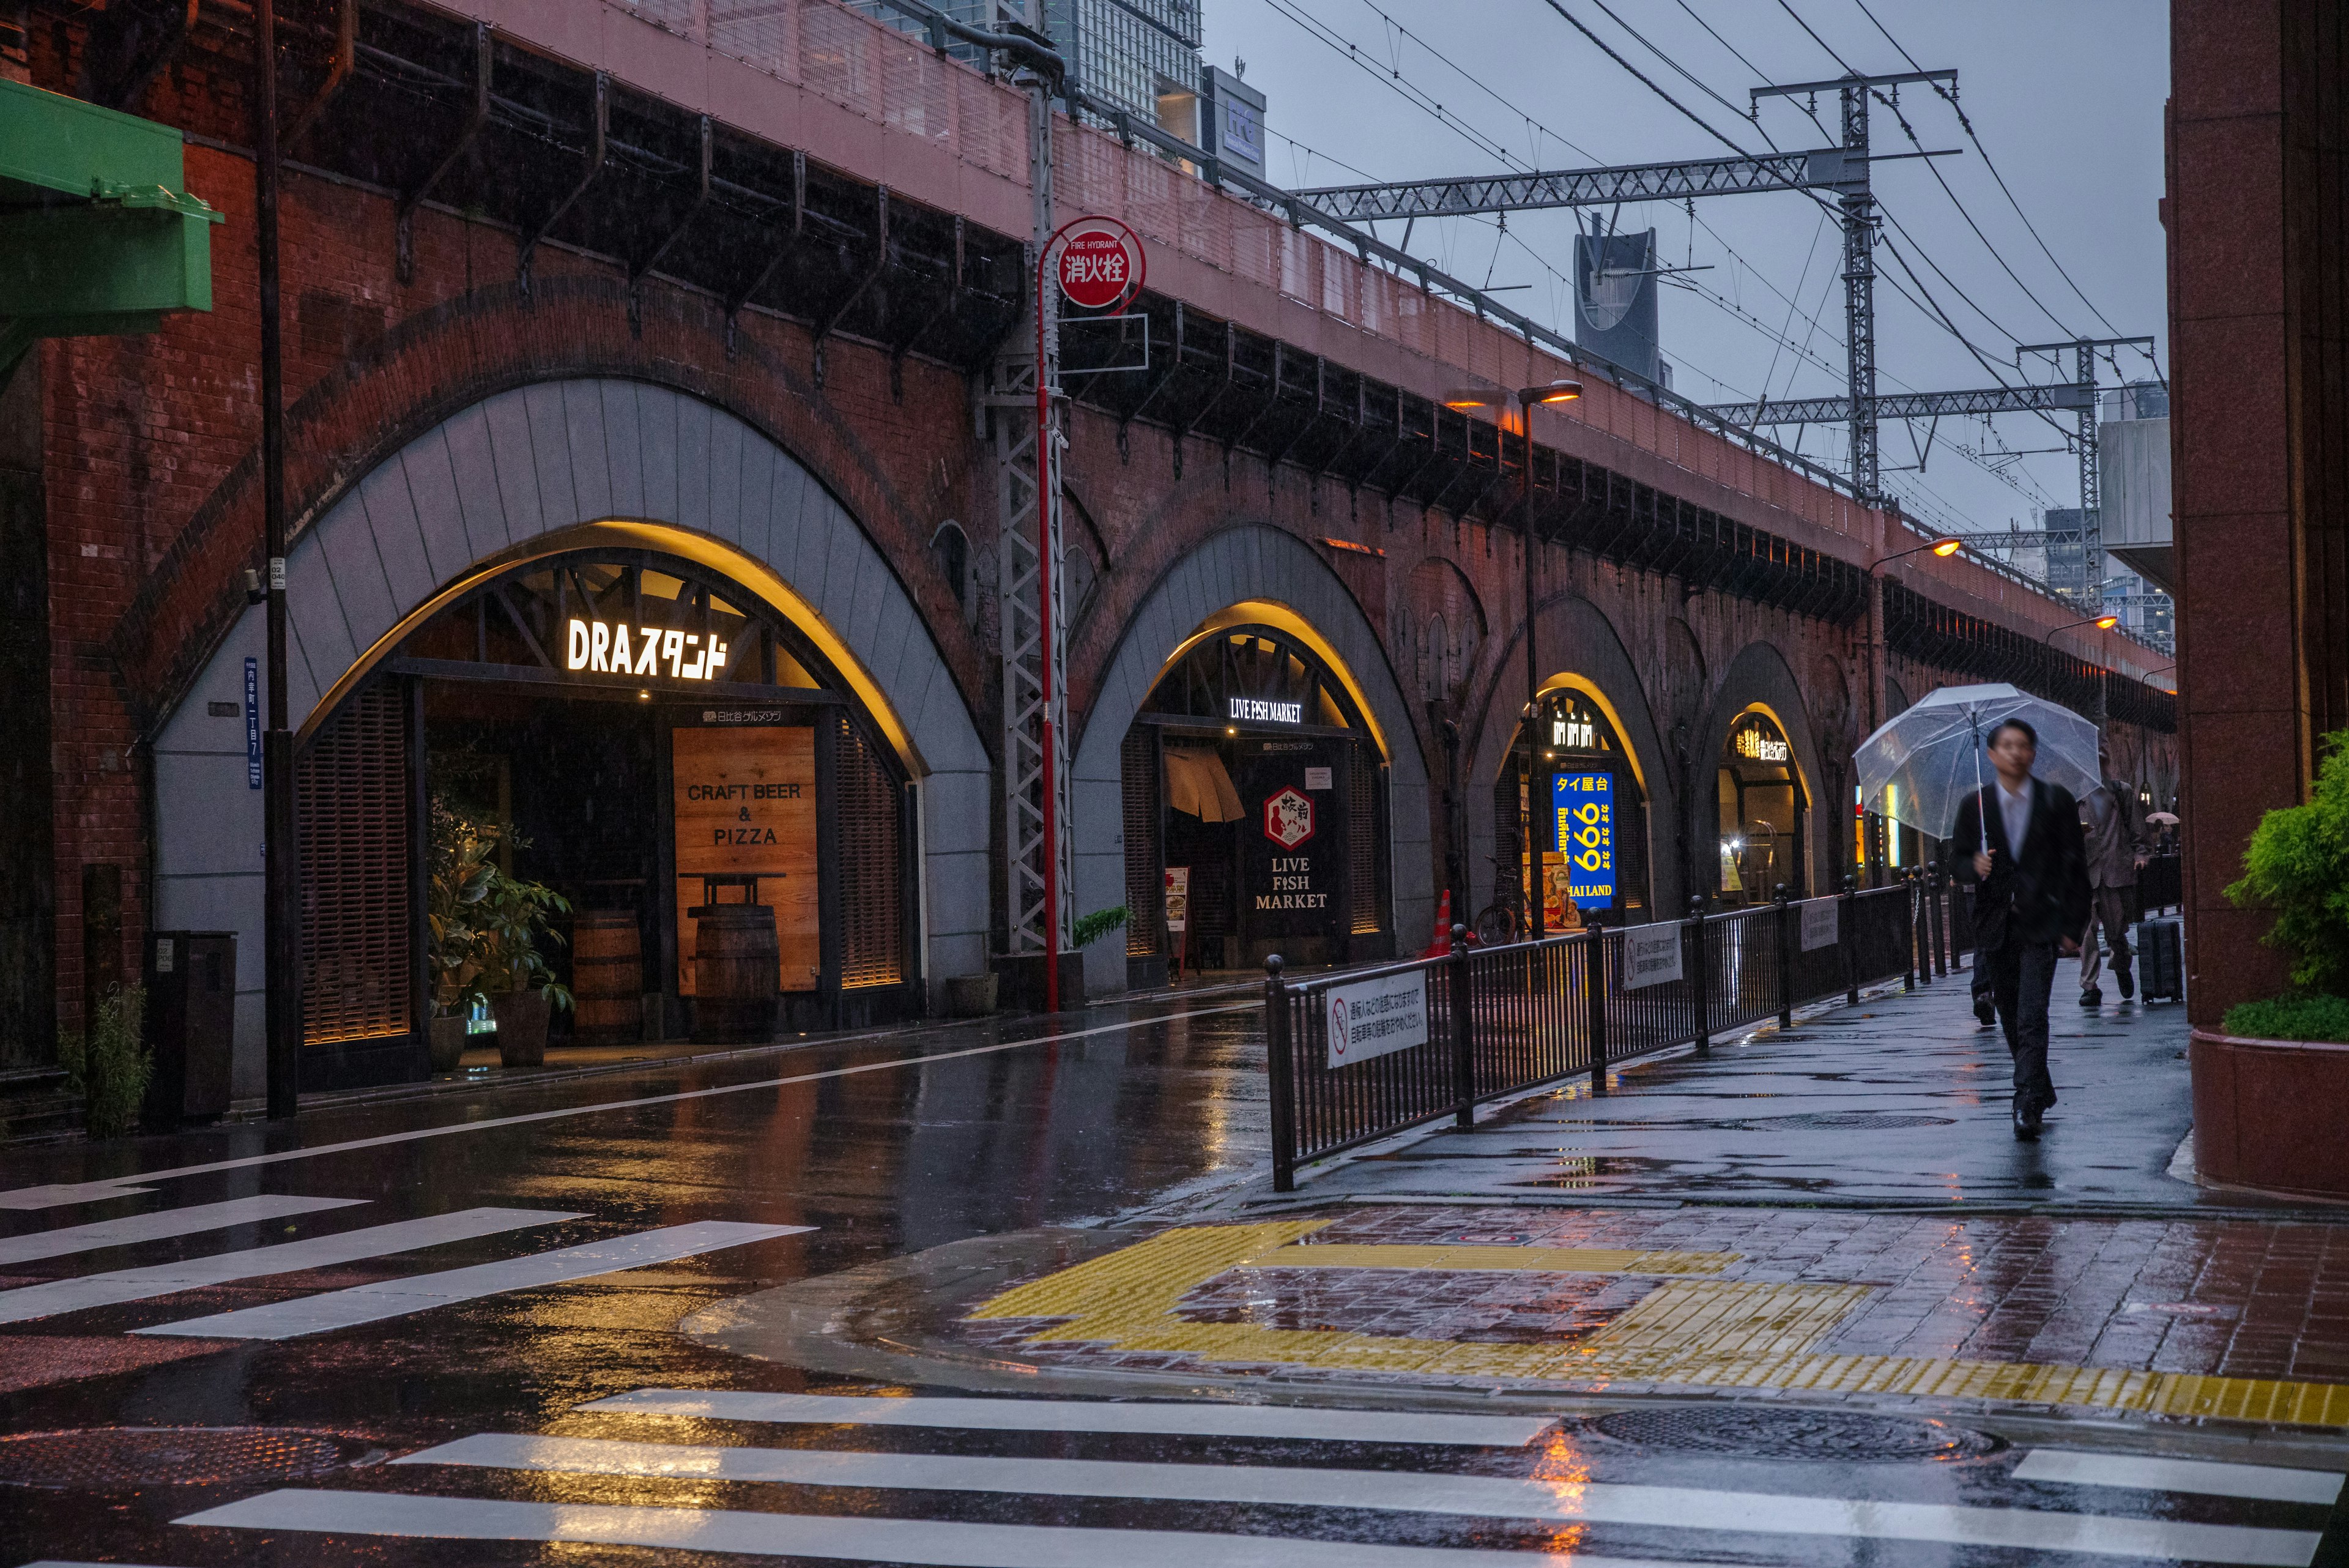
[1692,639,1830,897]
[150,379,992,1090]
[1067,524,1434,995]
[1461,592,1671,921]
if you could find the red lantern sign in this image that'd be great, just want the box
[1054,218,1145,313]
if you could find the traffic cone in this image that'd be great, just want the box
[1422,888,1457,957]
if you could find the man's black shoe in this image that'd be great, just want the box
[1974,994,1997,1028]
[2013,1103,2040,1140]
[2116,967,2135,1000]
[2079,986,2103,1007]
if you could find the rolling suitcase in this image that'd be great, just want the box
[2133,917,2184,1003]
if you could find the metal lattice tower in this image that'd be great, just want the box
[996,74,1069,964]
[2017,335,2157,606]
[1836,81,1879,507]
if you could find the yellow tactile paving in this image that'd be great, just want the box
[1261,1243,1737,1276]
[967,1222,2349,1427]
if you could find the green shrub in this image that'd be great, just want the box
[1072,905,1130,948]
[2221,994,2349,1043]
[2226,729,2349,992]
[59,983,151,1140]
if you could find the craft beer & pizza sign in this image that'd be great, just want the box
[672,726,819,992]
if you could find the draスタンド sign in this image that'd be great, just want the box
[1325,967,1428,1068]
[567,618,730,682]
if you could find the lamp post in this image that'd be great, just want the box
[1861,534,1964,740]
[2043,611,2120,735]
[1444,379,1583,940]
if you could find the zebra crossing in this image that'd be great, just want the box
[0,1191,807,1334]
[155,1389,2344,1567]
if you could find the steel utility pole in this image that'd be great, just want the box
[255,0,300,1118]
[991,4,1069,1009]
[1751,70,1954,506]
[2016,336,2156,610]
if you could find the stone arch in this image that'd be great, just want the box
[1462,593,1671,921]
[151,379,992,1088]
[1068,524,1434,994]
[1403,557,1486,705]
[1692,640,1831,896]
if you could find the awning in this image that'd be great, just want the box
[1165,745,1244,822]
[1,78,222,372]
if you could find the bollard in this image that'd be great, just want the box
[1264,954,1296,1192]
[1450,924,1475,1129]
[1906,869,1923,989]
[1841,872,1860,1006]
[1584,929,1609,1096]
[1773,882,1795,1027]
[1687,893,1711,1056]
[1928,868,1950,978]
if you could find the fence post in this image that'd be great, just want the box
[1264,954,1296,1193]
[1773,882,1794,1027]
[1450,924,1475,1129]
[1928,868,1949,978]
[1687,893,1710,1057]
[1584,930,1608,1097]
[1906,869,1923,989]
[1841,873,1860,1006]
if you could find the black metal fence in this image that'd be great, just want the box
[1264,878,1962,1190]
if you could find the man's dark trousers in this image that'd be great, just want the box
[1986,935,2059,1112]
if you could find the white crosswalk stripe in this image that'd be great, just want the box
[392,1429,2326,1566]
[133,1221,811,1339]
[0,1207,580,1325]
[0,1195,363,1265]
[2016,1448,2346,1504]
[173,1490,1682,1567]
[579,1388,1557,1446]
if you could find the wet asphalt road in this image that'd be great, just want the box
[1,983,2346,1566]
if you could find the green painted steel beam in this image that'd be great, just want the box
[1,76,221,371]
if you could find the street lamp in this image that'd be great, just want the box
[1861,534,1965,740]
[1444,379,1583,940]
[2043,612,2121,640]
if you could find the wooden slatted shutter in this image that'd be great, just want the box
[836,715,904,989]
[1122,727,1162,956]
[1349,744,1385,935]
[297,682,412,1044]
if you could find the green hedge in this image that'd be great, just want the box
[2221,994,2349,1044]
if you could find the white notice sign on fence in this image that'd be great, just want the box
[1799,896,1840,953]
[1621,922,1685,990]
[1325,968,1430,1068]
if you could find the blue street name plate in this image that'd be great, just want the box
[244,656,262,789]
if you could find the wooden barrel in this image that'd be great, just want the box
[691,902,779,1044]
[571,912,643,1044]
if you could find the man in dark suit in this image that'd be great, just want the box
[1952,717,2092,1139]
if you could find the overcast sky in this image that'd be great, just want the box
[1198,0,2170,541]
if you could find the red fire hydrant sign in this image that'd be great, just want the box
[1055,219,1145,313]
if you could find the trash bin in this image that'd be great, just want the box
[143,931,236,1130]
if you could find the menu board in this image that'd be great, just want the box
[672,726,820,993]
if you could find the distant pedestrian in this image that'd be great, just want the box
[1952,718,2091,1140]
[2077,740,2148,1006]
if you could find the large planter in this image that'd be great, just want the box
[426,1013,469,1073]
[492,989,551,1068]
[2190,1028,2349,1201]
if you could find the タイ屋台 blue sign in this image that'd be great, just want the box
[1551,771,1616,910]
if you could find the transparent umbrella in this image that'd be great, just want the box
[1855,683,2099,848]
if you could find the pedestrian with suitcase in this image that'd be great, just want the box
[2077,740,2149,1006]
[1953,718,2093,1140]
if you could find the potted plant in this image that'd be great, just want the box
[427,797,573,1069]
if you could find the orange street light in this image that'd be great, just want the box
[1860,535,1967,735]
[1442,378,1585,940]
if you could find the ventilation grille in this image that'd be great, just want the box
[837,716,904,990]
[1123,727,1162,956]
[297,682,412,1045]
[1349,745,1384,935]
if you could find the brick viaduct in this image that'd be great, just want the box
[0,0,2175,1071]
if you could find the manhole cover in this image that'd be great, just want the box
[0,1427,379,1489]
[1592,1407,2002,1462]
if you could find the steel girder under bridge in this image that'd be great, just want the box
[1705,382,2094,426]
[1293,147,1863,221]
